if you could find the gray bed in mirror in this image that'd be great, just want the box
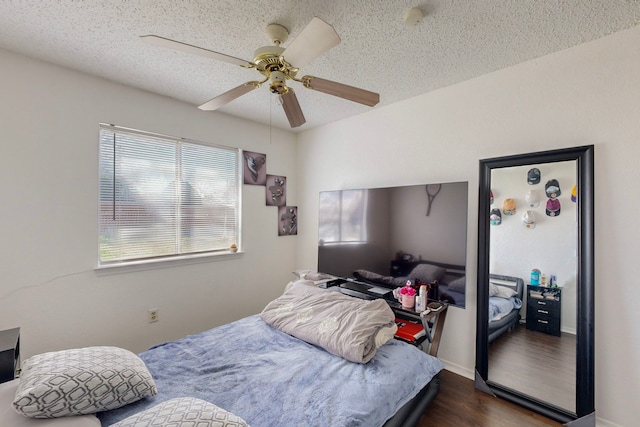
[487,274,524,343]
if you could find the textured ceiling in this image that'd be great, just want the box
[1,1,639,132]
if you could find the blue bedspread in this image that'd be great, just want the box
[489,296,522,322]
[98,315,443,427]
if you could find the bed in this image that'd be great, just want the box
[354,259,467,307]
[487,274,524,343]
[2,281,444,427]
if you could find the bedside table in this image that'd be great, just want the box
[393,302,448,357]
[0,327,20,383]
[526,286,561,336]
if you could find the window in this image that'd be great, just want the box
[318,189,368,244]
[98,124,240,266]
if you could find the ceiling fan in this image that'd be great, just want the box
[141,17,380,128]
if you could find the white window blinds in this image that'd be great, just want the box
[98,125,240,265]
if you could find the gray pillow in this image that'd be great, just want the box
[110,397,250,427]
[447,276,466,293]
[13,346,157,418]
[409,264,446,283]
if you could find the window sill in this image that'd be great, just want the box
[95,251,243,275]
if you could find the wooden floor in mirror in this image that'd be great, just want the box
[419,369,562,426]
[488,324,576,411]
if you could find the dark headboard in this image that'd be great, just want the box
[488,274,524,300]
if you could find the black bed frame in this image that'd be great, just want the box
[383,373,441,427]
[487,274,524,343]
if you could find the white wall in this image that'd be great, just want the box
[296,26,640,427]
[0,49,298,357]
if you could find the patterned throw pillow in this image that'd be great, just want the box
[13,346,157,418]
[110,397,250,427]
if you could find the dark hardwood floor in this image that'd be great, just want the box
[488,324,576,411]
[418,369,562,427]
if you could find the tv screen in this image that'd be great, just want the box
[317,181,468,308]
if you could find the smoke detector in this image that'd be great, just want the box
[404,7,424,26]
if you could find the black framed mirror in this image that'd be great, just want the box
[475,146,594,425]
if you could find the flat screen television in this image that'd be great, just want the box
[317,181,468,308]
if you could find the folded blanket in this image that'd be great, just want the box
[261,282,396,363]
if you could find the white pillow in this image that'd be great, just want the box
[13,346,157,418]
[109,397,250,427]
[489,283,517,298]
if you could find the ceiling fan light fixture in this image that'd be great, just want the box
[269,71,289,94]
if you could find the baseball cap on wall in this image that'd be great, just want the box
[527,168,541,185]
[502,198,516,215]
[522,211,536,229]
[490,208,502,225]
[545,179,561,198]
[546,198,561,217]
[526,190,539,208]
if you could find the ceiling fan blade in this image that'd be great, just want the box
[281,89,306,128]
[282,17,340,67]
[198,82,260,111]
[301,76,380,107]
[141,35,253,68]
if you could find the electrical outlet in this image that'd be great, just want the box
[148,308,159,323]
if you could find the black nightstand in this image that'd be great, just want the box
[0,327,20,383]
[526,286,561,336]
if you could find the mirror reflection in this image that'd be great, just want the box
[487,161,577,412]
[317,181,468,308]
